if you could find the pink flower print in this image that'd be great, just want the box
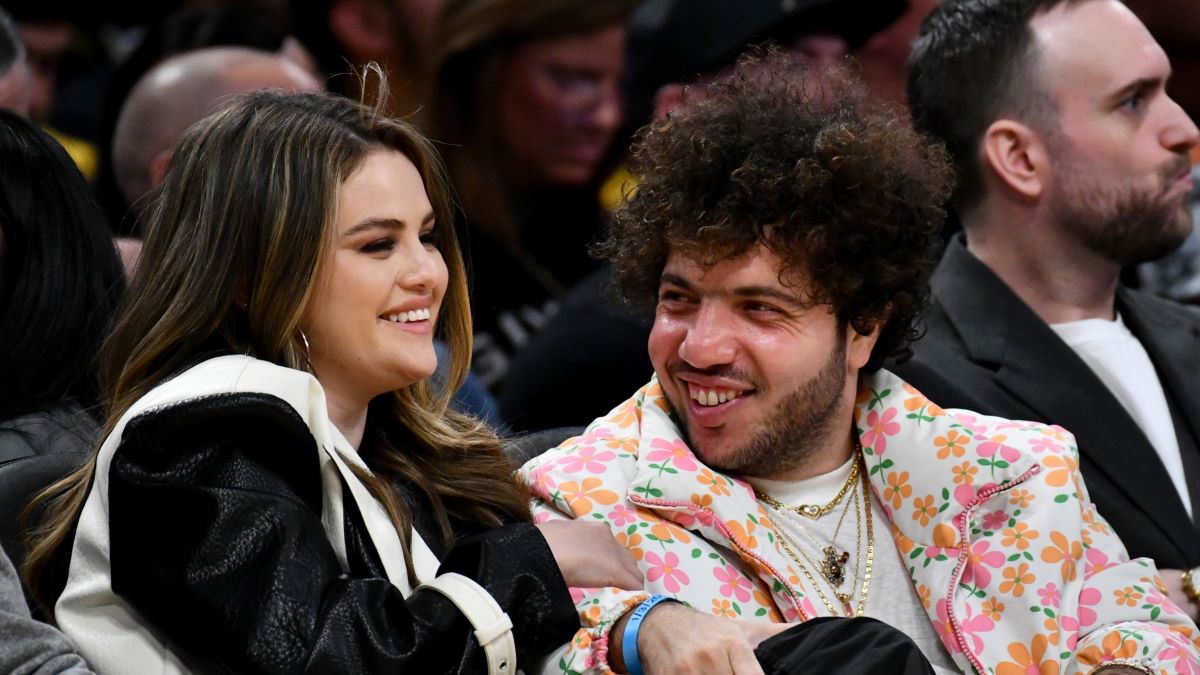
[533,511,553,524]
[799,596,819,620]
[644,551,690,593]
[645,438,698,472]
[963,540,1006,588]
[950,413,987,435]
[1059,614,1080,650]
[556,445,616,474]
[931,600,963,654]
[1028,436,1063,454]
[1036,582,1061,609]
[569,587,585,604]
[956,602,995,653]
[862,408,901,453]
[1077,587,1101,627]
[976,434,1020,462]
[1160,645,1200,675]
[607,504,637,527]
[981,509,1008,531]
[713,564,753,602]
[1084,547,1114,577]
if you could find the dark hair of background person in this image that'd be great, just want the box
[0,109,125,422]
[906,0,1082,213]
[23,84,530,608]
[597,50,955,373]
[429,0,640,244]
[94,7,295,236]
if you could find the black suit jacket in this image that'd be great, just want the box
[894,236,1200,570]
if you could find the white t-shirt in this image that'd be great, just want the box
[1050,313,1191,517]
[748,459,961,674]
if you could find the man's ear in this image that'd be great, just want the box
[846,319,883,371]
[149,150,172,189]
[328,0,395,62]
[980,119,1050,201]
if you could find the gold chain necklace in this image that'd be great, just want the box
[758,455,860,519]
[766,457,874,617]
[761,477,855,590]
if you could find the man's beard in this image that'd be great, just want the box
[1050,146,1193,266]
[672,335,848,479]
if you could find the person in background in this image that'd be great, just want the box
[23,85,638,673]
[0,110,124,579]
[899,0,1200,618]
[0,8,31,116]
[429,0,639,394]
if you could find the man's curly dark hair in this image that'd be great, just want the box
[595,51,955,372]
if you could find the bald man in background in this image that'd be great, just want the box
[110,46,322,276]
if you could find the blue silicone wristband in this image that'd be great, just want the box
[621,594,673,675]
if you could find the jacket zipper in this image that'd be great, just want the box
[946,464,1042,675]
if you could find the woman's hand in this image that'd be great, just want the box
[536,519,644,590]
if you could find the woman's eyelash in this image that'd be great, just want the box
[362,238,395,253]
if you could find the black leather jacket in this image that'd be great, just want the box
[105,392,576,674]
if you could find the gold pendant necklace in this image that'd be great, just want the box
[766,453,874,617]
[758,456,860,519]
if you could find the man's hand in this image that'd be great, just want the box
[608,601,791,674]
[1158,568,1199,619]
[535,519,643,590]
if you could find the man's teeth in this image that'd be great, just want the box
[690,388,741,406]
[385,308,431,323]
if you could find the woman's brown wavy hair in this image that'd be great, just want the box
[24,77,530,612]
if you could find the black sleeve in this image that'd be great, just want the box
[107,393,577,675]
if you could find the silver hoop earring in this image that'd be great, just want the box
[299,330,313,372]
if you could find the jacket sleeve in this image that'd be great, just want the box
[521,464,649,675]
[107,393,577,675]
[0,545,93,675]
[1064,469,1200,674]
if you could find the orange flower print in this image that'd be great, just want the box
[996,634,1059,675]
[650,521,691,544]
[952,461,977,485]
[1113,586,1143,607]
[690,493,714,510]
[698,468,732,496]
[571,629,592,650]
[1001,522,1039,550]
[916,584,932,610]
[557,477,620,516]
[1041,453,1078,488]
[935,429,968,459]
[609,399,642,429]
[982,597,1005,621]
[999,563,1035,597]
[581,604,603,624]
[711,599,738,619]
[1008,489,1034,508]
[884,471,913,509]
[615,531,645,561]
[1075,630,1139,665]
[725,519,758,549]
[912,495,938,526]
[1040,531,1083,582]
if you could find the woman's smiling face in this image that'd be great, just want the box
[302,148,448,407]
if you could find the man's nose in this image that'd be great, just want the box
[678,304,736,369]
[1161,94,1200,154]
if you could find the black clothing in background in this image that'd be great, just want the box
[754,617,934,675]
[499,266,652,433]
[894,235,1200,571]
[464,186,604,394]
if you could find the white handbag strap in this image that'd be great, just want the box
[418,572,517,675]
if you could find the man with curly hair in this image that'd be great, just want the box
[899,0,1200,621]
[519,51,1200,675]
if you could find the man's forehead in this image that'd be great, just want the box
[1031,0,1168,100]
[660,246,810,294]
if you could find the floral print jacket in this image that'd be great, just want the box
[519,369,1200,675]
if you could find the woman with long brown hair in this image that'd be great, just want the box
[22,85,638,673]
[429,0,640,394]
